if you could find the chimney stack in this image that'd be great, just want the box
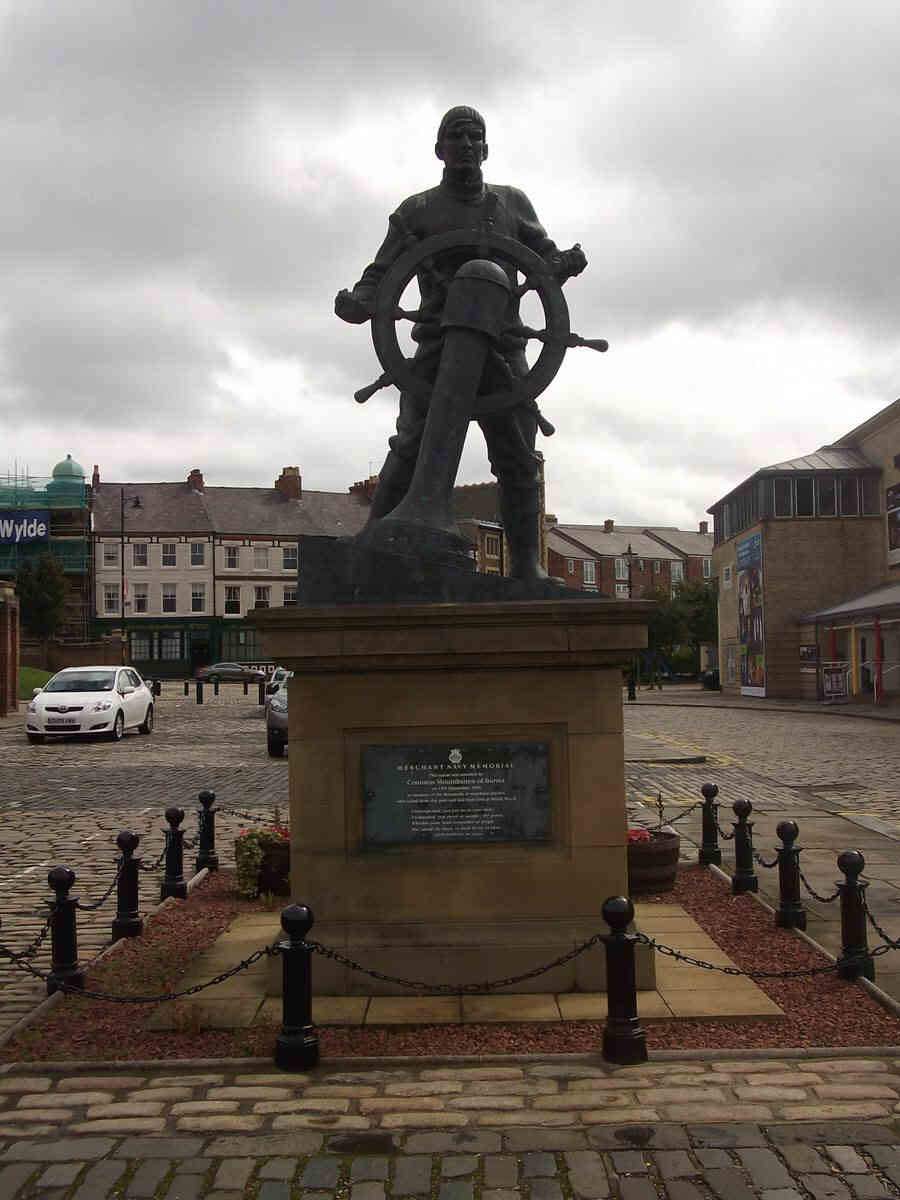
[699,520,708,535]
[187,468,204,492]
[275,466,302,500]
[349,475,379,503]
[604,519,615,533]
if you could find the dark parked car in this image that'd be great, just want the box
[195,662,266,684]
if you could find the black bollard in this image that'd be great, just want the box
[258,680,265,706]
[112,832,144,941]
[731,798,758,895]
[600,896,648,1065]
[698,782,721,867]
[626,666,636,703]
[213,679,220,696]
[775,820,806,930]
[275,904,320,1071]
[46,867,84,995]
[151,678,162,697]
[160,807,188,901]
[196,680,203,705]
[184,679,189,697]
[195,790,219,874]
[837,850,875,982]
[243,681,248,696]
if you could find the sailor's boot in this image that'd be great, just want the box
[366,450,417,521]
[500,487,548,581]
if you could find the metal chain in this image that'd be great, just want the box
[220,807,289,828]
[656,800,704,827]
[305,934,604,995]
[863,900,900,949]
[714,820,736,841]
[752,852,779,869]
[0,912,55,963]
[799,870,840,903]
[76,862,124,912]
[182,836,198,850]
[138,837,169,872]
[2,945,276,1003]
[636,934,841,979]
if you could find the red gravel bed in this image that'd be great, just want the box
[3,867,897,1062]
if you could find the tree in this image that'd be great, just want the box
[16,553,67,666]
[643,578,719,674]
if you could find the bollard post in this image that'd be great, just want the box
[775,820,806,930]
[184,679,189,696]
[243,681,248,696]
[626,665,636,703]
[46,867,84,995]
[258,680,265,706]
[600,896,647,1065]
[195,790,219,874]
[731,798,758,895]
[837,850,875,981]
[213,679,220,696]
[151,678,162,697]
[160,807,188,901]
[196,680,203,705]
[112,832,143,941]
[698,782,721,867]
[275,904,320,1071]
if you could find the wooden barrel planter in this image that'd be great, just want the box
[627,830,681,895]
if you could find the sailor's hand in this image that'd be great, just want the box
[334,288,374,324]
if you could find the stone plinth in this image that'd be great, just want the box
[253,598,652,994]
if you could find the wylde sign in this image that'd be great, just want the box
[362,741,551,847]
[0,510,50,545]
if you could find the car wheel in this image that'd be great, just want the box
[26,733,44,744]
[139,705,154,735]
[267,731,285,757]
[109,711,125,742]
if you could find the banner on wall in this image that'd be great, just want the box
[737,531,765,697]
[0,509,50,545]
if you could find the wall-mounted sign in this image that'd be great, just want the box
[737,531,765,697]
[799,644,819,661]
[0,509,50,545]
[823,666,848,699]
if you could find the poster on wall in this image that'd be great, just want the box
[887,483,900,568]
[737,531,765,697]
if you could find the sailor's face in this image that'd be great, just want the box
[437,120,487,170]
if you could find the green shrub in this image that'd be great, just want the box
[234,824,290,899]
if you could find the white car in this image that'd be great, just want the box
[25,666,155,744]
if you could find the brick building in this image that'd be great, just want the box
[546,520,713,597]
[708,397,899,700]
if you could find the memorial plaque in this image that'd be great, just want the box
[362,741,551,847]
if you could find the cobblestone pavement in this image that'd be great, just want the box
[1,1056,899,1198]
[0,686,287,1033]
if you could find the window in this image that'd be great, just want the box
[159,632,181,660]
[191,583,205,613]
[130,633,151,660]
[103,583,119,613]
[566,558,574,575]
[225,546,239,569]
[722,565,733,590]
[636,559,644,572]
[282,544,298,571]
[795,478,814,517]
[816,476,836,517]
[615,583,629,598]
[671,561,684,584]
[862,476,879,515]
[840,477,859,516]
[653,560,661,574]
[773,478,792,517]
[224,586,241,615]
[191,542,205,566]
[103,543,119,567]
[254,546,269,570]
[283,587,298,607]
[583,560,596,585]
[133,583,148,613]
[132,543,148,567]
[485,535,500,558]
[614,558,627,580]
[162,543,177,567]
[162,584,177,613]
[254,586,270,609]
[702,558,712,578]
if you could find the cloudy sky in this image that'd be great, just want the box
[3,0,900,527]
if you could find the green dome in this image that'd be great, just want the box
[51,454,86,479]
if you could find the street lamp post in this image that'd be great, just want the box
[625,542,637,702]
[120,489,141,664]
